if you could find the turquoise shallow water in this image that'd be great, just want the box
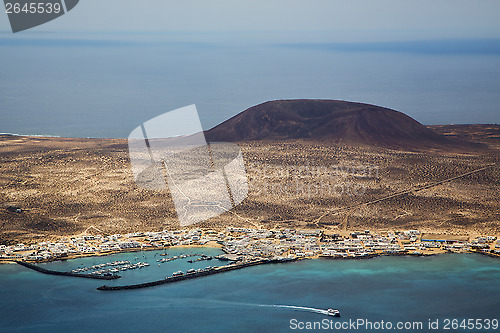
[0,250,499,333]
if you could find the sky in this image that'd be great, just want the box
[1,0,500,40]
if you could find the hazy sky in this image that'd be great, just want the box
[1,0,500,40]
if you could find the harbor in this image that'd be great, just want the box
[14,247,299,291]
[97,257,296,291]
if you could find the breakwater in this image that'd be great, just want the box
[16,260,121,280]
[97,258,296,291]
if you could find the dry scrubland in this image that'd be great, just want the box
[0,125,499,245]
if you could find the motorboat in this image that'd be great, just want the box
[327,309,340,317]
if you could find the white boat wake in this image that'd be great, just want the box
[175,298,338,317]
[260,304,331,316]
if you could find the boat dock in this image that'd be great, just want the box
[97,258,296,291]
[156,253,198,264]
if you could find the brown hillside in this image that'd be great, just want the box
[205,100,480,149]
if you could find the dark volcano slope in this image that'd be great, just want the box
[205,99,478,149]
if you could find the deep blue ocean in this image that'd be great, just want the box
[0,249,499,333]
[0,33,500,138]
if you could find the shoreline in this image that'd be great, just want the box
[0,243,223,265]
[2,228,499,265]
[3,245,498,267]
[2,124,499,140]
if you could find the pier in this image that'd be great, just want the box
[97,258,296,291]
[16,261,121,280]
[157,253,198,264]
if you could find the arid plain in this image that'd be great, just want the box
[1,124,499,245]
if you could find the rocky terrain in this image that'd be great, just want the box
[205,99,484,150]
[1,100,499,244]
